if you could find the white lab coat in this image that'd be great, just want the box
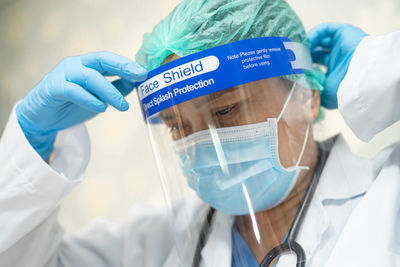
[1,32,400,267]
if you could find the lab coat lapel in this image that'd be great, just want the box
[162,202,234,267]
[162,200,212,267]
[279,135,377,266]
[325,145,400,267]
[317,136,375,200]
[162,247,183,267]
[276,194,330,267]
[201,211,234,267]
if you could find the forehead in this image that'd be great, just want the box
[159,77,289,119]
[159,53,288,108]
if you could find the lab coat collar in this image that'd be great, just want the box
[293,134,378,264]
[325,144,400,266]
[317,135,376,200]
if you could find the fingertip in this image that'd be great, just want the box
[307,29,319,47]
[119,99,129,111]
[307,27,317,38]
[308,23,340,47]
[134,73,148,83]
[96,102,108,113]
[122,105,130,112]
[321,37,332,46]
[86,101,107,113]
[112,79,136,97]
[132,61,148,73]
[126,62,148,82]
[310,48,329,66]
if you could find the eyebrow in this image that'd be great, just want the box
[159,86,241,121]
[193,86,241,108]
[159,110,177,121]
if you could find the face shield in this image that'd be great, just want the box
[136,37,350,266]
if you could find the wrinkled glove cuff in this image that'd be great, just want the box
[20,129,57,161]
[15,102,58,161]
[15,116,56,161]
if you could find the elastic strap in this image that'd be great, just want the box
[296,124,310,168]
[277,82,297,122]
[275,81,310,168]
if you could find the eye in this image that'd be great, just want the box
[215,105,236,116]
[169,125,179,133]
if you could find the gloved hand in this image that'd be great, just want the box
[16,52,148,161]
[308,23,367,108]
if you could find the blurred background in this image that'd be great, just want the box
[0,0,399,232]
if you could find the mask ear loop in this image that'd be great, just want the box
[277,82,297,123]
[296,124,310,169]
[276,82,310,170]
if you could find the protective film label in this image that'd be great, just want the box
[137,37,311,119]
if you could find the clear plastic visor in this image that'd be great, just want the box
[137,38,352,266]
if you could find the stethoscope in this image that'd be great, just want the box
[192,147,328,267]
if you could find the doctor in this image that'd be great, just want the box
[1,2,400,267]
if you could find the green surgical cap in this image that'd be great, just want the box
[136,0,325,93]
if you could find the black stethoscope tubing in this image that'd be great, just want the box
[259,154,323,267]
[192,147,328,267]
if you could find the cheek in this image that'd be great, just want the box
[282,98,308,125]
[277,120,297,167]
[247,97,284,122]
[276,109,308,167]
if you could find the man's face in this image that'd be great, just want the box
[160,77,319,168]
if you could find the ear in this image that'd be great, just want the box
[302,90,320,122]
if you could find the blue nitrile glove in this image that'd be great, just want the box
[308,23,367,109]
[16,51,148,161]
